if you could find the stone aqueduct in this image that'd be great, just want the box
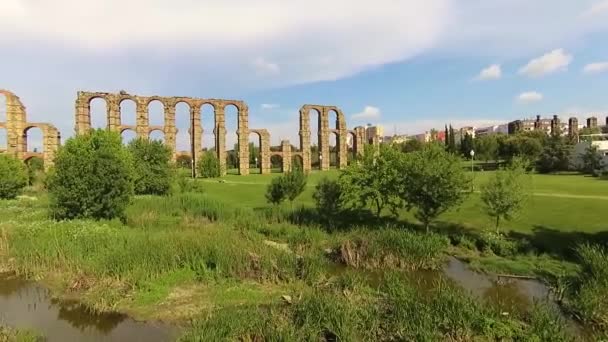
[0,90,61,168]
[2,89,366,175]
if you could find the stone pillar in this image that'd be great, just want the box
[319,109,330,171]
[534,115,541,130]
[550,115,561,135]
[281,140,291,172]
[568,117,579,140]
[6,94,26,160]
[107,95,120,132]
[508,120,522,135]
[75,95,91,134]
[191,104,202,170]
[587,117,598,129]
[163,101,177,160]
[214,106,227,176]
[136,98,149,139]
[43,125,60,169]
[336,110,348,169]
[259,130,271,175]
[298,107,311,173]
[355,126,366,156]
[237,104,249,175]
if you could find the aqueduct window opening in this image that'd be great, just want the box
[89,98,108,129]
[200,103,216,153]
[121,128,137,145]
[309,108,321,170]
[119,99,136,126]
[175,102,192,155]
[292,154,304,171]
[248,132,262,174]
[24,126,44,153]
[148,100,165,126]
[347,131,357,164]
[224,104,239,175]
[149,129,165,142]
[270,153,283,173]
[329,131,338,168]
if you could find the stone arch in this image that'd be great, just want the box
[347,130,357,163]
[119,98,137,126]
[147,99,165,126]
[248,130,262,173]
[270,152,283,172]
[149,129,165,142]
[308,108,322,170]
[121,128,137,145]
[200,103,216,152]
[23,125,44,153]
[175,101,192,154]
[329,130,339,168]
[89,97,108,129]
[224,104,240,174]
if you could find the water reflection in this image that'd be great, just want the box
[0,274,176,342]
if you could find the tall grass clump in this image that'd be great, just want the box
[569,243,608,330]
[337,228,449,270]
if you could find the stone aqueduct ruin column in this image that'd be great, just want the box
[1,90,60,168]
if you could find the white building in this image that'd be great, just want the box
[571,140,608,171]
[475,124,508,137]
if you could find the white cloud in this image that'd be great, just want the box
[582,0,608,17]
[352,106,381,121]
[252,58,280,76]
[474,64,502,81]
[261,103,280,110]
[517,91,543,103]
[518,49,572,78]
[583,61,608,74]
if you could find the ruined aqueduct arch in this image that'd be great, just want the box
[0,90,61,168]
[75,91,364,175]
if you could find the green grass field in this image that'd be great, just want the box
[196,170,608,235]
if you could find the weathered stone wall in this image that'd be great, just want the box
[569,117,579,140]
[1,90,60,168]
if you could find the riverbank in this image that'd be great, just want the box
[0,192,605,340]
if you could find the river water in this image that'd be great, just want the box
[0,274,177,342]
[0,258,587,341]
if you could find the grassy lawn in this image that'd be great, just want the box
[195,170,608,234]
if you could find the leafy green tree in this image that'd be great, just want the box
[499,135,543,165]
[128,138,173,195]
[448,125,457,154]
[340,144,404,217]
[475,135,500,163]
[198,151,221,178]
[480,158,529,233]
[460,133,474,158]
[536,135,572,174]
[313,177,343,224]
[401,144,471,232]
[264,168,307,208]
[0,154,28,199]
[283,168,307,208]
[48,129,134,220]
[580,144,604,175]
[400,139,424,153]
[265,176,287,205]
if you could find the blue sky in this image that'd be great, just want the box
[1,0,608,150]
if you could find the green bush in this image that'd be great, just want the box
[198,151,221,178]
[265,169,307,207]
[25,156,44,186]
[265,176,287,205]
[0,154,28,199]
[570,244,608,330]
[47,129,134,220]
[128,138,173,195]
[312,177,343,223]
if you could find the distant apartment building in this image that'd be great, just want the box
[508,115,568,135]
[454,126,476,141]
[474,124,508,137]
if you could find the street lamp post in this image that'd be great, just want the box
[319,154,323,170]
[255,157,258,172]
[470,149,475,192]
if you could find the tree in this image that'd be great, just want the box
[401,144,471,232]
[48,129,134,220]
[480,158,529,233]
[448,125,457,154]
[340,144,404,217]
[264,168,307,208]
[460,133,474,158]
[400,139,424,153]
[283,168,307,208]
[128,138,173,195]
[313,177,343,224]
[0,154,28,199]
[25,156,45,186]
[198,151,221,178]
[175,154,192,169]
[475,135,500,163]
[499,135,543,165]
[444,125,449,150]
[536,135,572,174]
[580,144,604,175]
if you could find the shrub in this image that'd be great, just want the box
[570,244,608,330]
[265,169,307,208]
[128,138,173,195]
[198,151,221,178]
[0,154,28,199]
[47,129,134,220]
[265,176,287,205]
[312,177,343,224]
[25,156,44,186]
